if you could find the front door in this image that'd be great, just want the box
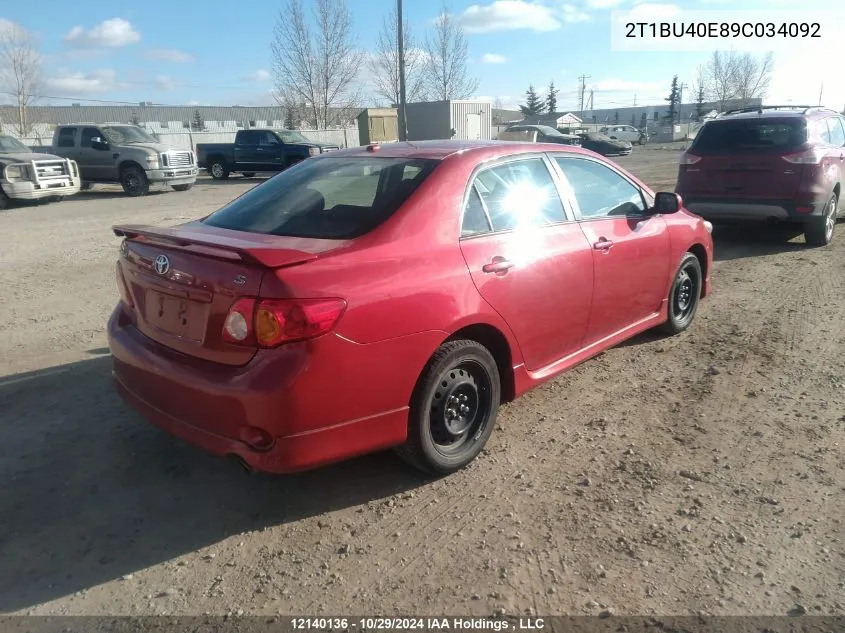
[458,156,594,372]
[552,155,672,346]
[257,130,285,171]
[79,127,115,180]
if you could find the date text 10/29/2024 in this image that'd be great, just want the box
[291,618,547,631]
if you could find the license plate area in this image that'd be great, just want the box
[144,290,207,341]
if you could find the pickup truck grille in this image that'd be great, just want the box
[33,159,75,180]
[163,151,194,167]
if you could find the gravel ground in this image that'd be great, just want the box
[1,151,844,617]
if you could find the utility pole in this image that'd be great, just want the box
[588,89,594,111]
[578,74,590,120]
[633,94,637,107]
[397,0,408,141]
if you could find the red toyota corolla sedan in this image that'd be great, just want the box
[108,140,713,475]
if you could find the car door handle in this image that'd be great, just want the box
[593,238,614,251]
[482,257,514,274]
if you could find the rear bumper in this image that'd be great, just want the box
[107,305,444,473]
[681,197,828,223]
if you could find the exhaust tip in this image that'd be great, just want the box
[227,454,256,475]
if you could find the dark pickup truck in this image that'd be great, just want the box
[196,129,339,179]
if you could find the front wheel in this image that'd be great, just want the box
[121,166,149,197]
[658,252,702,335]
[395,340,500,475]
[804,194,837,246]
[171,183,193,192]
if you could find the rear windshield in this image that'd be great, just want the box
[203,156,439,239]
[692,118,807,154]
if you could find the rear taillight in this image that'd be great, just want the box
[223,297,256,344]
[782,147,826,165]
[115,262,134,308]
[223,297,346,348]
[679,153,702,165]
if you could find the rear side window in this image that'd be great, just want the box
[203,157,439,239]
[472,158,566,231]
[56,128,77,148]
[824,118,845,147]
[461,187,492,237]
[693,119,807,153]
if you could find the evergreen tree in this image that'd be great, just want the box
[665,75,680,123]
[191,109,205,131]
[284,105,297,130]
[614,111,619,124]
[546,80,559,114]
[519,85,545,116]
[695,84,706,120]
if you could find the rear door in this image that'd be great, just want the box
[53,127,79,162]
[233,130,261,171]
[458,155,595,371]
[552,155,671,345]
[679,118,807,200]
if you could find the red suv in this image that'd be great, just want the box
[676,106,845,246]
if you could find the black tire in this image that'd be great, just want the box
[80,182,93,191]
[804,194,837,247]
[395,339,500,475]
[120,165,149,197]
[209,160,229,180]
[0,187,10,210]
[658,252,703,335]
[242,172,256,178]
[171,183,193,192]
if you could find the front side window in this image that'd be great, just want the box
[203,157,439,239]
[555,157,646,219]
[81,127,102,147]
[472,158,567,232]
[259,131,280,146]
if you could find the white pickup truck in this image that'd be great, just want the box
[0,135,81,210]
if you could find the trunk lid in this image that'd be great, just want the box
[114,221,346,366]
[679,117,807,200]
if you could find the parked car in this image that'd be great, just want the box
[108,140,713,476]
[600,124,649,145]
[675,105,845,246]
[49,124,197,196]
[502,124,581,146]
[196,129,340,180]
[0,135,81,209]
[578,132,633,156]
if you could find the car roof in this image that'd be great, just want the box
[330,140,596,161]
[716,106,840,121]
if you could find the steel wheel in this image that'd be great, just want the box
[211,163,224,178]
[396,339,501,474]
[805,194,837,246]
[659,252,702,335]
[429,362,491,456]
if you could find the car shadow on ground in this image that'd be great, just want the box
[711,223,811,262]
[0,355,430,612]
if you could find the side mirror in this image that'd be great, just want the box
[654,191,682,214]
[91,138,109,150]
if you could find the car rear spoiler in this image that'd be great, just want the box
[112,224,319,269]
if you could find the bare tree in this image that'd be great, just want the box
[698,50,773,111]
[369,3,424,107]
[271,0,363,130]
[0,21,42,137]
[423,3,478,101]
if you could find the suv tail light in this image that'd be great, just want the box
[782,147,826,165]
[679,153,702,165]
[115,262,134,308]
[223,297,346,348]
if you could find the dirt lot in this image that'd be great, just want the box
[1,149,844,618]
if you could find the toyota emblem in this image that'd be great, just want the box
[153,254,170,275]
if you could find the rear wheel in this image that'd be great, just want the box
[804,194,837,246]
[395,340,500,475]
[209,160,229,180]
[121,166,149,197]
[171,183,193,192]
[659,252,702,335]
